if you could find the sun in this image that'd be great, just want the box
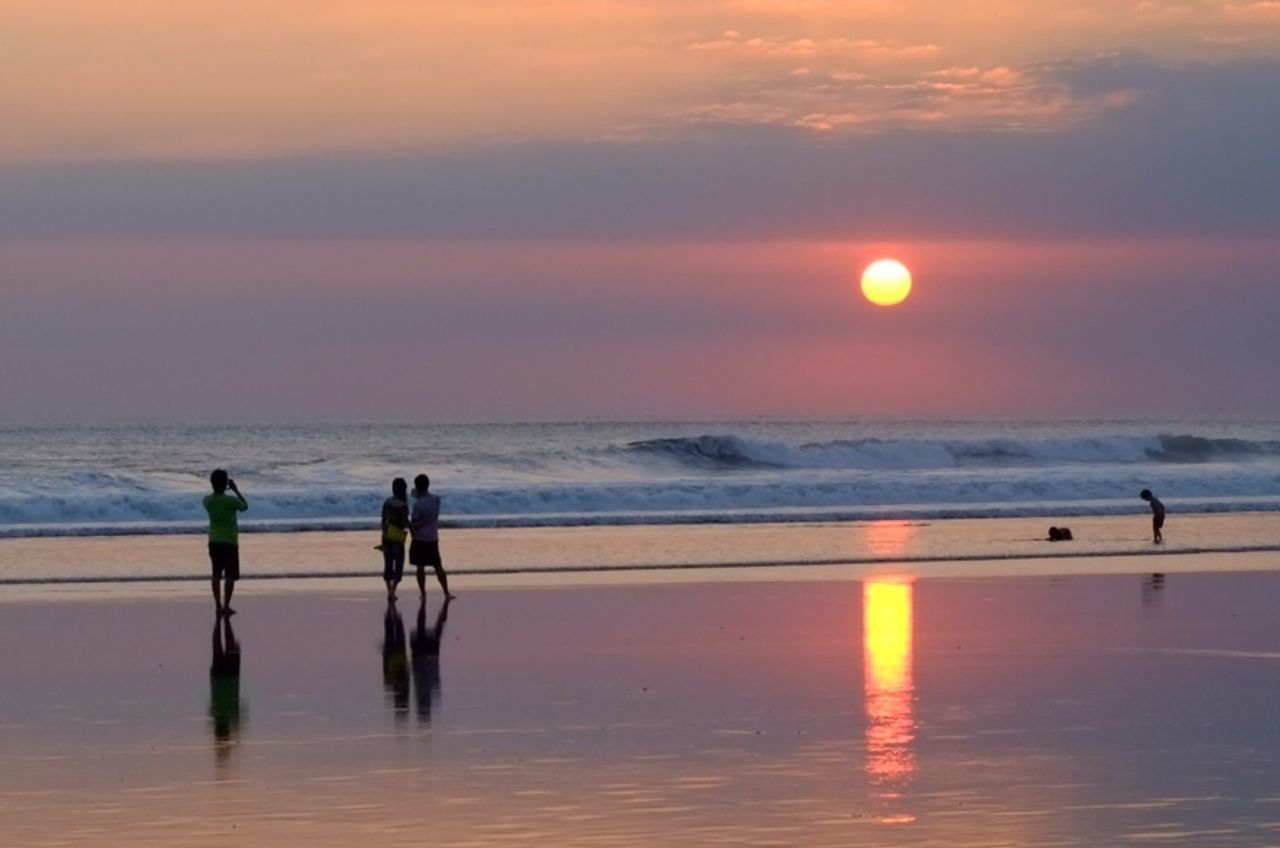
[860,259,912,307]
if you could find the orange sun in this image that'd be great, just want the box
[860,259,912,307]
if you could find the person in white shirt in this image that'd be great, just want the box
[409,474,455,599]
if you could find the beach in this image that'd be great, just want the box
[5,512,1280,590]
[5,546,1280,846]
[9,0,1280,841]
[4,420,1280,844]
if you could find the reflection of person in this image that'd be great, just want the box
[204,469,248,616]
[409,474,455,600]
[380,478,410,600]
[1142,572,1166,611]
[1140,489,1166,544]
[209,614,244,768]
[412,598,451,723]
[382,601,410,719]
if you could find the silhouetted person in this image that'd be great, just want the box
[380,478,410,600]
[412,598,451,723]
[209,614,243,769]
[382,600,410,719]
[1140,489,1165,544]
[409,474,454,600]
[204,469,248,615]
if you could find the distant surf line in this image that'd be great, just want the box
[3,543,1279,586]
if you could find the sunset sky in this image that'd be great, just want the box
[3,1,1279,420]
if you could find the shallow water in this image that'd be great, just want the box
[3,573,1280,845]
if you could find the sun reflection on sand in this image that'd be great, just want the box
[863,579,916,812]
[865,520,915,559]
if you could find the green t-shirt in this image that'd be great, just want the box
[203,492,247,545]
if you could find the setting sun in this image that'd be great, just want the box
[860,259,913,307]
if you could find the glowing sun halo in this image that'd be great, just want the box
[861,259,912,307]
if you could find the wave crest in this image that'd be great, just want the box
[615,433,1280,472]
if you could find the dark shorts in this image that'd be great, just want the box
[409,539,442,568]
[382,540,406,582]
[1154,514,1166,529]
[209,541,240,581]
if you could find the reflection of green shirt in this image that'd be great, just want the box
[203,493,247,545]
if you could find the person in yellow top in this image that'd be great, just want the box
[203,469,248,616]
[380,477,410,600]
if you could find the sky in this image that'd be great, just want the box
[2,0,1279,421]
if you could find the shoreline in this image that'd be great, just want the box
[3,542,1280,588]
[4,512,1279,604]
[2,548,1278,605]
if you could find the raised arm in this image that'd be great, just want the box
[228,479,248,511]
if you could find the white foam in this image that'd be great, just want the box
[2,422,1278,538]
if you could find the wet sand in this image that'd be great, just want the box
[5,511,1280,588]
[4,559,1280,845]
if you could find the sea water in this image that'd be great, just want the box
[2,419,1279,583]
[2,418,1279,538]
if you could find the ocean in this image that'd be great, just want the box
[2,418,1279,538]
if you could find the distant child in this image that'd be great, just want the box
[380,477,410,600]
[409,474,455,600]
[204,469,248,615]
[1140,489,1165,544]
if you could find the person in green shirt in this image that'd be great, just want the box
[204,469,248,616]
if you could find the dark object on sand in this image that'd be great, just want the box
[1048,526,1074,541]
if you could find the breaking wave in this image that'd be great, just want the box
[2,423,1278,538]
[612,433,1280,472]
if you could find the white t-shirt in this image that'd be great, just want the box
[410,492,441,542]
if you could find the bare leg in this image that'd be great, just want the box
[417,566,427,598]
[212,577,223,614]
[383,546,399,600]
[223,579,237,615]
[390,547,403,600]
[433,564,455,599]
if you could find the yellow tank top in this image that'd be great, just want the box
[383,497,409,543]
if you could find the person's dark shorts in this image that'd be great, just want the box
[209,541,241,581]
[1154,514,1166,530]
[409,539,442,568]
